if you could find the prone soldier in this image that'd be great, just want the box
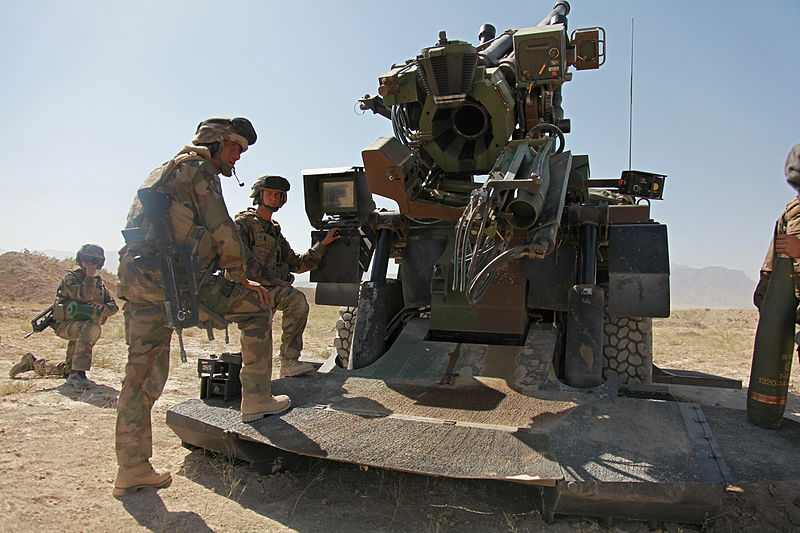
[9,244,118,388]
[113,117,288,497]
[234,175,340,377]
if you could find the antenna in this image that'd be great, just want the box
[628,18,634,171]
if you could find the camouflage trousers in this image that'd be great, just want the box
[32,358,70,378]
[53,319,101,372]
[268,285,309,361]
[115,275,273,469]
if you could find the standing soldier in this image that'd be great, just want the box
[235,175,340,377]
[9,244,118,387]
[754,144,800,310]
[113,118,289,497]
[748,143,800,428]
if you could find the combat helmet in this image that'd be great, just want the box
[192,117,257,177]
[76,244,105,268]
[785,144,800,193]
[251,175,290,210]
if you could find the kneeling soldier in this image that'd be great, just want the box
[9,244,118,388]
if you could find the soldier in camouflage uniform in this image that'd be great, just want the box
[113,117,289,497]
[234,175,340,377]
[9,244,118,388]
[754,144,800,323]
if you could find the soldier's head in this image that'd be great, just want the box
[76,244,105,269]
[192,117,257,177]
[786,144,800,193]
[251,175,290,212]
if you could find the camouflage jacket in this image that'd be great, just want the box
[54,266,118,324]
[234,207,326,286]
[754,198,800,308]
[118,146,248,303]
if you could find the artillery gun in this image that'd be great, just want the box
[168,2,800,524]
[312,1,666,388]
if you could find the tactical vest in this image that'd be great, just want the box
[781,199,800,276]
[779,199,800,233]
[239,211,291,282]
[52,269,106,322]
[118,150,218,302]
[124,151,206,234]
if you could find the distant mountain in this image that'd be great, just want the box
[670,264,756,309]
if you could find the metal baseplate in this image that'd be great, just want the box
[168,322,799,524]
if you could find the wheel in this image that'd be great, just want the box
[602,314,653,384]
[332,306,357,368]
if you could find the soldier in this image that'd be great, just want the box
[754,144,800,313]
[235,175,340,377]
[9,244,118,388]
[113,117,289,497]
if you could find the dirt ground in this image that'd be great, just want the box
[1,301,799,533]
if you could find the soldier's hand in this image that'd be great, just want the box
[88,302,104,310]
[241,279,271,306]
[775,234,800,258]
[322,228,342,246]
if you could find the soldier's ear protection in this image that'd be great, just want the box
[205,141,221,156]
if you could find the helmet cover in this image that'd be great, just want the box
[786,144,800,190]
[76,244,105,268]
[192,117,257,152]
[250,175,290,208]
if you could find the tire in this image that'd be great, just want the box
[602,314,653,385]
[333,306,357,368]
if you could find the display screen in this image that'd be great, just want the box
[321,179,357,214]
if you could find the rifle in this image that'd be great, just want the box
[26,305,55,338]
[125,188,200,362]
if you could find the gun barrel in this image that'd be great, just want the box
[538,1,570,27]
[478,24,496,44]
[479,32,514,66]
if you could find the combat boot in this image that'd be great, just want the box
[241,394,291,422]
[113,460,172,497]
[66,371,91,390]
[9,353,36,378]
[280,359,315,377]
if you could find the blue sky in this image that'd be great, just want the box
[1,0,798,277]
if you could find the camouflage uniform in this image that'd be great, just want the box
[115,125,279,471]
[49,266,118,374]
[235,207,327,362]
[754,144,800,320]
[9,265,118,379]
[754,199,800,312]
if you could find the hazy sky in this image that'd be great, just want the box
[1,0,798,277]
